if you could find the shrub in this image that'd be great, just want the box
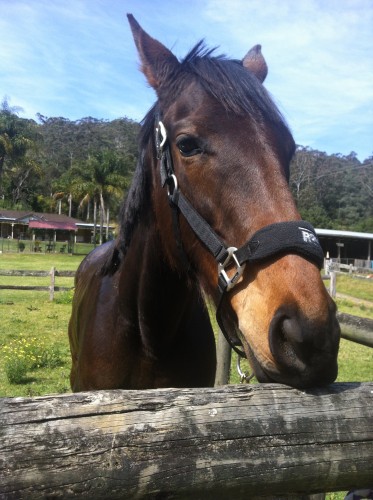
[1,336,64,384]
[4,357,29,384]
[38,345,64,369]
[55,289,74,304]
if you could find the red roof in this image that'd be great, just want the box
[29,220,77,231]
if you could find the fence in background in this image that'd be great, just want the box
[0,237,95,255]
[0,267,75,301]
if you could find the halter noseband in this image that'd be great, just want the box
[155,120,324,357]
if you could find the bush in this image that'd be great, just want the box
[18,241,25,252]
[38,345,64,369]
[1,336,64,384]
[4,357,29,384]
[55,289,74,304]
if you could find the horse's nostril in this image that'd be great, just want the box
[265,305,340,388]
[282,317,304,344]
[270,311,310,368]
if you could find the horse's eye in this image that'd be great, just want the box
[177,137,203,157]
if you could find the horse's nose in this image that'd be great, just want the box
[269,305,340,387]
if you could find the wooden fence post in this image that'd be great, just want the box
[214,329,231,386]
[49,267,56,301]
[329,271,336,298]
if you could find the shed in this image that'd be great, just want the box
[315,228,373,266]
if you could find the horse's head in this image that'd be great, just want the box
[127,15,340,389]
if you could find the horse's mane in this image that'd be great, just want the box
[181,41,287,125]
[105,42,293,272]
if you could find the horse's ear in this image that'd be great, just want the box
[127,14,180,91]
[242,45,268,83]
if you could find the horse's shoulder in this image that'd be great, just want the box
[75,241,118,287]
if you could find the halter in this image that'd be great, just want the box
[155,120,324,358]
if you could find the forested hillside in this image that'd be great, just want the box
[0,99,139,225]
[291,146,373,231]
[1,98,372,231]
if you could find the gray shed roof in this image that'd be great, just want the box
[315,228,373,240]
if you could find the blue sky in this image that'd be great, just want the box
[1,0,372,160]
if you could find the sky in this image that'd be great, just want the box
[1,0,372,161]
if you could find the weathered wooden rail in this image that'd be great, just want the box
[0,268,75,300]
[1,383,372,499]
[337,312,373,347]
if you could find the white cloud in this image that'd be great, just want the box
[0,0,372,159]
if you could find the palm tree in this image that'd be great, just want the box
[66,150,129,244]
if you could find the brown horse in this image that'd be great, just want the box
[68,15,340,391]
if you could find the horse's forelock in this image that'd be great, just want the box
[180,42,288,128]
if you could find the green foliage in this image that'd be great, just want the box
[290,146,373,231]
[0,97,42,206]
[2,97,373,232]
[1,103,140,223]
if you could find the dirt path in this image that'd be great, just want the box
[336,292,373,308]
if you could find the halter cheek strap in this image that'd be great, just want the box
[155,120,324,357]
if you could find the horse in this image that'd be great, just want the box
[68,14,340,391]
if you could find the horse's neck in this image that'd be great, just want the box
[118,223,199,350]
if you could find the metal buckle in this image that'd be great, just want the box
[155,121,167,159]
[237,354,254,384]
[218,246,246,291]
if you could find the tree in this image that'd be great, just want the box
[289,146,373,232]
[56,149,132,244]
[0,97,41,206]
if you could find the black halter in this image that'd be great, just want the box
[155,120,324,357]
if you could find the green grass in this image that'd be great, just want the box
[0,251,84,270]
[337,329,373,381]
[0,259,371,395]
[0,261,370,499]
[335,273,373,301]
[0,293,73,396]
[334,273,373,319]
[336,297,373,319]
[0,253,84,397]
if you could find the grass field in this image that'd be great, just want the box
[0,253,371,396]
[0,254,371,499]
[334,273,373,320]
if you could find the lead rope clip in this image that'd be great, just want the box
[236,354,255,384]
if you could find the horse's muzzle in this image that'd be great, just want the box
[262,304,341,388]
[241,302,340,389]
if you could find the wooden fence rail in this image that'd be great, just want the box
[0,267,75,300]
[0,383,372,499]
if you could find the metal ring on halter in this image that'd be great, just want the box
[158,121,167,149]
[236,354,254,384]
[166,174,178,198]
[155,121,168,159]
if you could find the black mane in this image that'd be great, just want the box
[181,41,286,124]
[114,42,293,263]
